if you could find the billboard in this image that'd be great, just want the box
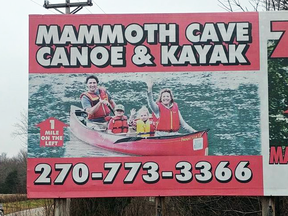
[27,12,287,198]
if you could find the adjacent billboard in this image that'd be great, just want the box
[27,12,287,198]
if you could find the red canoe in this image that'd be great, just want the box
[70,105,209,156]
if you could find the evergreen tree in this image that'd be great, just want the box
[1,170,19,194]
[268,43,288,146]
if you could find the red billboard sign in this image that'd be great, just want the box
[29,12,286,198]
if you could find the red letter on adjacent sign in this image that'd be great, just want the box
[270,21,288,58]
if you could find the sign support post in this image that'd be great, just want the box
[261,197,279,216]
[54,198,71,216]
[156,197,165,216]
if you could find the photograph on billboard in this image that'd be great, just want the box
[29,71,261,158]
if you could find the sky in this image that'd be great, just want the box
[0,0,256,157]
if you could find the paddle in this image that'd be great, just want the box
[137,132,155,136]
[114,136,144,143]
[107,103,115,115]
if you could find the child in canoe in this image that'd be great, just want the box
[129,106,155,137]
[107,104,129,134]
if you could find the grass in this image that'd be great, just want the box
[0,194,53,215]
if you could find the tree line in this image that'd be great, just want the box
[0,150,27,194]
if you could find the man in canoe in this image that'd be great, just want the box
[146,79,197,136]
[80,75,116,124]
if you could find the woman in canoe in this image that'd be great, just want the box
[146,80,197,136]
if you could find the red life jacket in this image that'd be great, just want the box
[110,116,129,134]
[80,87,111,120]
[155,102,180,132]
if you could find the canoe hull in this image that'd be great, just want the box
[70,106,208,156]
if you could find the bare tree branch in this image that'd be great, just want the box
[218,0,234,11]
[233,0,247,11]
[249,0,261,11]
[218,0,288,11]
[11,110,28,146]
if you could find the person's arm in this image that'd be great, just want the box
[81,95,99,114]
[128,109,137,128]
[86,101,102,116]
[179,111,197,133]
[105,91,116,109]
[81,95,103,116]
[109,99,116,109]
[81,95,91,110]
[146,80,160,118]
[147,92,159,116]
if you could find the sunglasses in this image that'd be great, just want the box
[116,110,124,112]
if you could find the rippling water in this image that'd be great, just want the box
[28,71,261,158]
